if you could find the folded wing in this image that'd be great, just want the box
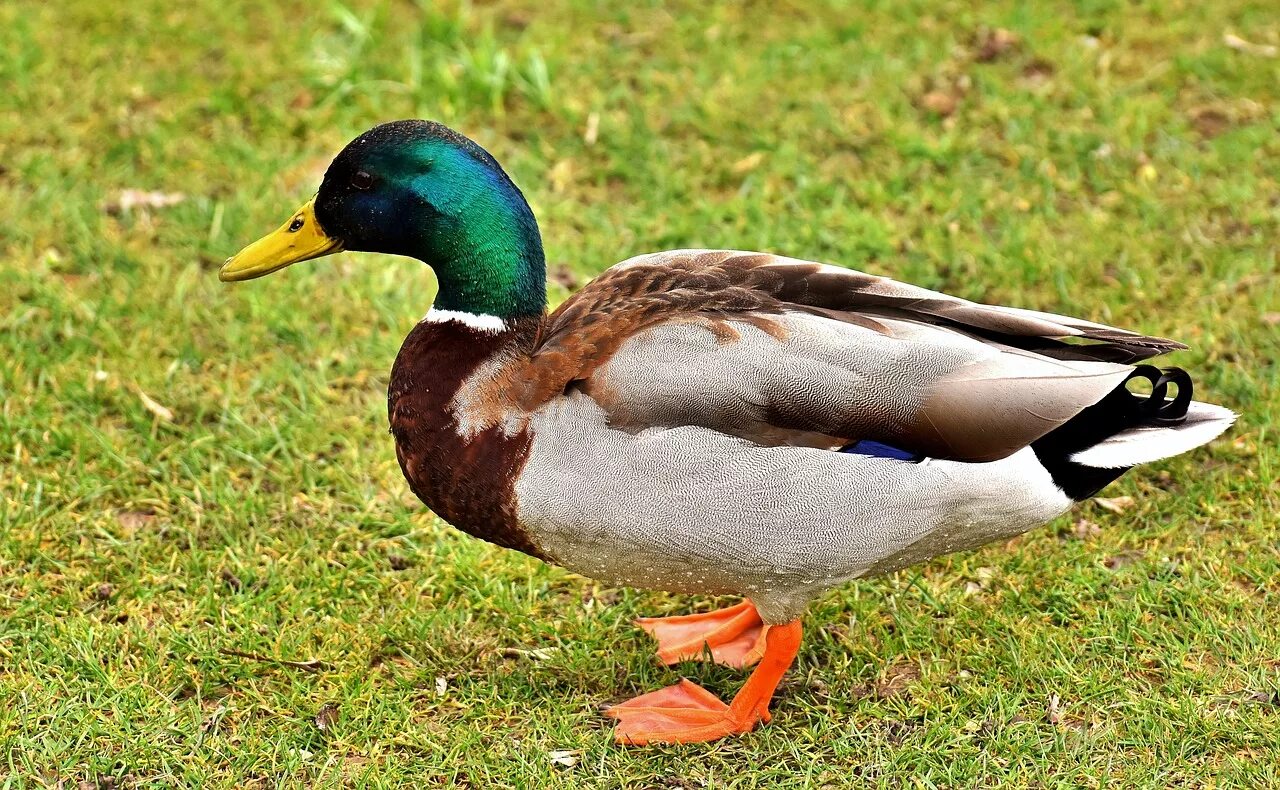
[518,250,1186,462]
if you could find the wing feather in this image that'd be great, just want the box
[504,250,1185,460]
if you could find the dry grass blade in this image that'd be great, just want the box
[1223,33,1278,57]
[496,646,559,661]
[1092,495,1135,514]
[103,189,186,215]
[548,749,581,767]
[135,387,174,421]
[218,648,333,673]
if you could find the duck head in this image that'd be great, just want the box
[221,120,547,319]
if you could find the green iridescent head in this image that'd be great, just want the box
[220,120,547,319]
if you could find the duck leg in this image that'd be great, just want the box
[635,600,766,668]
[607,619,802,745]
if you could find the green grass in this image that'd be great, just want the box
[2,0,1278,785]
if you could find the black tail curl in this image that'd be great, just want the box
[1127,366,1193,424]
[1032,366,1193,500]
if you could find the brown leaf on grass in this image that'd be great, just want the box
[1020,58,1055,85]
[314,702,339,732]
[135,387,174,422]
[1104,550,1143,571]
[387,554,412,571]
[502,10,532,30]
[1072,518,1102,540]
[974,27,1020,62]
[919,91,958,117]
[103,189,186,216]
[1223,33,1277,58]
[1093,495,1135,514]
[731,151,765,174]
[1191,108,1232,139]
[1046,692,1063,725]
[116,509,156,530]
[548,749,581,768]
[876,660,921,699]
[220,568,244,592]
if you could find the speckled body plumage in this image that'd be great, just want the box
[513,395,1071,623]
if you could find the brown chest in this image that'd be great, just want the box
[387,319,546,560]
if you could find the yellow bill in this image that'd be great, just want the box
[219,198,343,282]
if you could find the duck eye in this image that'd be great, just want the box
[351,170,374,190]
[288,216,305,232]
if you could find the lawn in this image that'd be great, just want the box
[2,0,1278,785]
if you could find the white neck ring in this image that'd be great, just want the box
[421,308,508,333]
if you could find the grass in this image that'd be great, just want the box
[2,0,1278,785]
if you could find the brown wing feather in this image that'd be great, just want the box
[532,249,1178,379]
[505,252,786,410]
[483,250,1185,459]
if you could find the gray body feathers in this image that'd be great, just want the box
[482,250,1235,622]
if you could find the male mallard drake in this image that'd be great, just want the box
[221,120,1236,745]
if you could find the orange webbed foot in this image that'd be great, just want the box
[609,620,802,745]
[605,679,746,745]
[635,600,766,668]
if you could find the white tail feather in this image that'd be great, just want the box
[1070,402,1237,469]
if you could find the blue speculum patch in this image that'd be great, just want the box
[839,440,923,462]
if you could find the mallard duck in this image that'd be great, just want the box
[221,120,1236,745]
